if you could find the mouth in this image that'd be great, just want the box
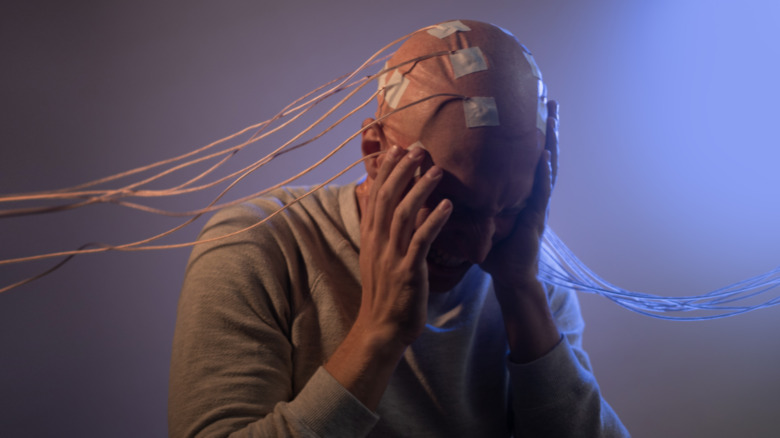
[426,247,470,270]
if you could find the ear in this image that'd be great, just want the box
[361,118,386,180]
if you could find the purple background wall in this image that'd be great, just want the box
[1,1,779,437]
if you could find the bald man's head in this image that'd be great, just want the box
[359,20,552,292]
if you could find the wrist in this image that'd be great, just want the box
[490,261,540,291]
[492,279,560,363]
[493,276,546,305]
[350,313,412,359]
[324,316,408,411]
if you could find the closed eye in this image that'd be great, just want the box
[498,201,527,218]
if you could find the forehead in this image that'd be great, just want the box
[420,113,543,214]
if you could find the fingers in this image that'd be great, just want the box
[409,198,452,266]
[545,100,559,188]
[370,146,428,235]
[364,145,405,230]
[528,149,553,218]
[389,165,444,251]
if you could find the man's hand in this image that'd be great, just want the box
[356,144,452,346]
[480,100,562,363]
[325,144,451,410]
[482,100,559,287]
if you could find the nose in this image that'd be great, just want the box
[457,217,496,265]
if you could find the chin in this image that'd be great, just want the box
[426,258,472,293]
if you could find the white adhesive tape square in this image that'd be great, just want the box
[427,20,471,39]
[463,97,500,128]
[377,61,389,91]
[384,70,410,109]
[523,51,542,80]
[450,47,488,79]
[537,98,548,134]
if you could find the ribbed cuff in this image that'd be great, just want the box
[507,336,596,411]
[287,366,379,437]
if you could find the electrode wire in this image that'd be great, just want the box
[539,228,780,319]
[0,39,448,220]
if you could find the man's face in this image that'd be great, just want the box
[370,19,548,292]
[391,103,544,292]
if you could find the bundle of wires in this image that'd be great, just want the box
[1,26,778,320]
[539,229,780,320]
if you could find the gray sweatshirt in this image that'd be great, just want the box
[169,183,629,437]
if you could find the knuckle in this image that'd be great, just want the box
[392,203,412,224]
[409,229,431,249]
[376,186,393,203]
[406,238,423,256]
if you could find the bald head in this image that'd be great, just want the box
[376,19,547,148]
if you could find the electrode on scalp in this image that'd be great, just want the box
[382,70,410,109]
[463,97,500,128]
[450,47,488,78]
[427,20,471,39]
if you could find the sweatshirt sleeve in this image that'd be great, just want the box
[506,283,631,437]
[168,204,378,438]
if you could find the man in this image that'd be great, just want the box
[169,20,629,437]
